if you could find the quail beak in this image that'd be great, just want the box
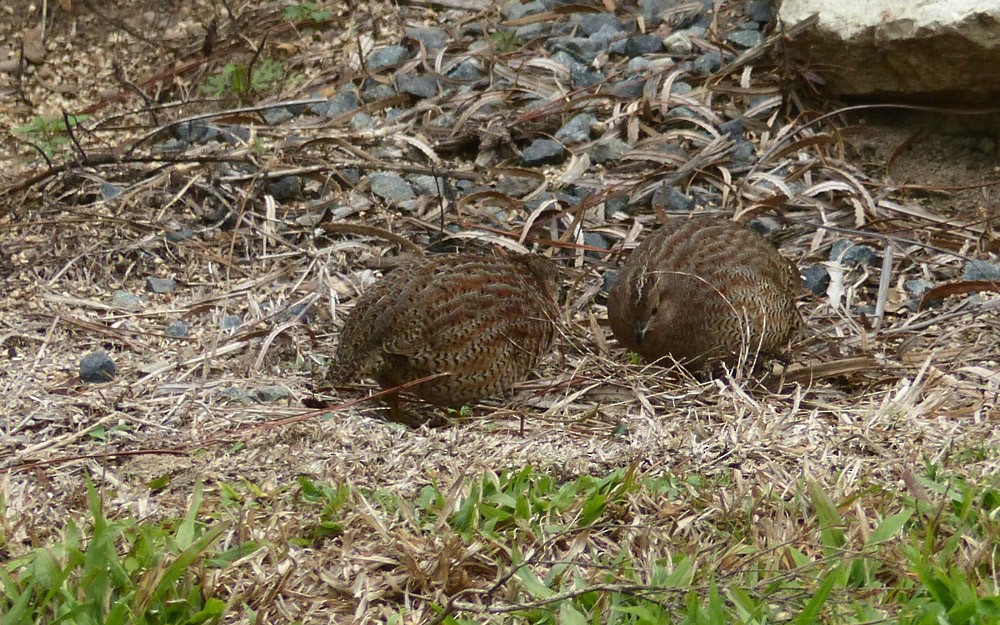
[633,320,648,344]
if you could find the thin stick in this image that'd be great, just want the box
[873,242,893,332]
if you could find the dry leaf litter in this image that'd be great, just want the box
[1,0,998,622]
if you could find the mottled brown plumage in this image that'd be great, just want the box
[608,217,800,368]
[333,252,560,412]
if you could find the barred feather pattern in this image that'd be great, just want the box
[333,252,560,407]
[608,217,801,368]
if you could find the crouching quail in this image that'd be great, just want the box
[607,217,800,369]
[332,252,561,419]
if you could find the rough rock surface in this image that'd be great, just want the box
[780,0,1000,103]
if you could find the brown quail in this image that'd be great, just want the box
[607,217,800,368]
[333,252,560,416]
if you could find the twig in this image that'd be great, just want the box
[873,241,893,332]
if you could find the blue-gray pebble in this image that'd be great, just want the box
[80,351,116,383]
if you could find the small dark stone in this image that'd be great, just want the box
[602,270,618,294]
[515,23,544,40]
[262,106,295,125]
[280,303,314,322]
[296,209,325,227]
[747,216,781,236]
[252,385,291,403]
[430,113,455,128]
[964,259,1000,281]
[370,172,416,201]
[727,30,763,48]
[153,139,188,153]
[502,0,545,20]
[589,137,630,164]
[591,24,625,46]
[362,82,397,102]
[220,386,252,402]
[641,0,672,26]
[337,168,362,185]
[405,26,448,50]
[672,81,693,94]
[689,10,714,29]
[145,277,177,294]
[551,50,586,73]
[554,113,595,144]
[396,74,439,98]
[653,142,687,156]
[365,45,409,72]
[575,13,624,37]
[626,57,652,73]
[747,96,781,118]
[583,232,610,258]
[220,314,243,330]
[692,50,722,75]
[689,189,718,207]
[495,174,537,197]
[408,174,443,196]
[830,241,879,266]
[555,191,583,206]
[267,175,303,201]
[570,66,604,87]
[904,279,934,297]
[548,36,604,65]
[215,209,239,230]
[663,32,693,55]
[731,140,756,166]
[719,119,744,139]
[323,91,361,118]
[80,351,116,383]
[461,22,485,37]
[604,195,631,219]
[521,139,566,166]
[100,183,121,200]
[112,290,143,310]
[174,120,216,143]
[747,0,774,23]
[219,125,251,145]
[655,0,705,28]
[802,264,830,295]
[652,185,695,212]
[349,112,375,130]
[522,196,553,214]
[449,61,483,81]
[561,185,589,203]
[165,229,195,243]
[165,320,189,338]
[609,78,645,100]
[194,123,219,142]
[623,34,663,57]
[486,206,509,223]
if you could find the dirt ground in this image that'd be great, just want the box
[2,0,998,622]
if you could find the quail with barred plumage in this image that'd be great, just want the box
[607,217,800,369]
[333,252,560,418]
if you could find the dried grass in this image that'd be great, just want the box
[1,0,998,622]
